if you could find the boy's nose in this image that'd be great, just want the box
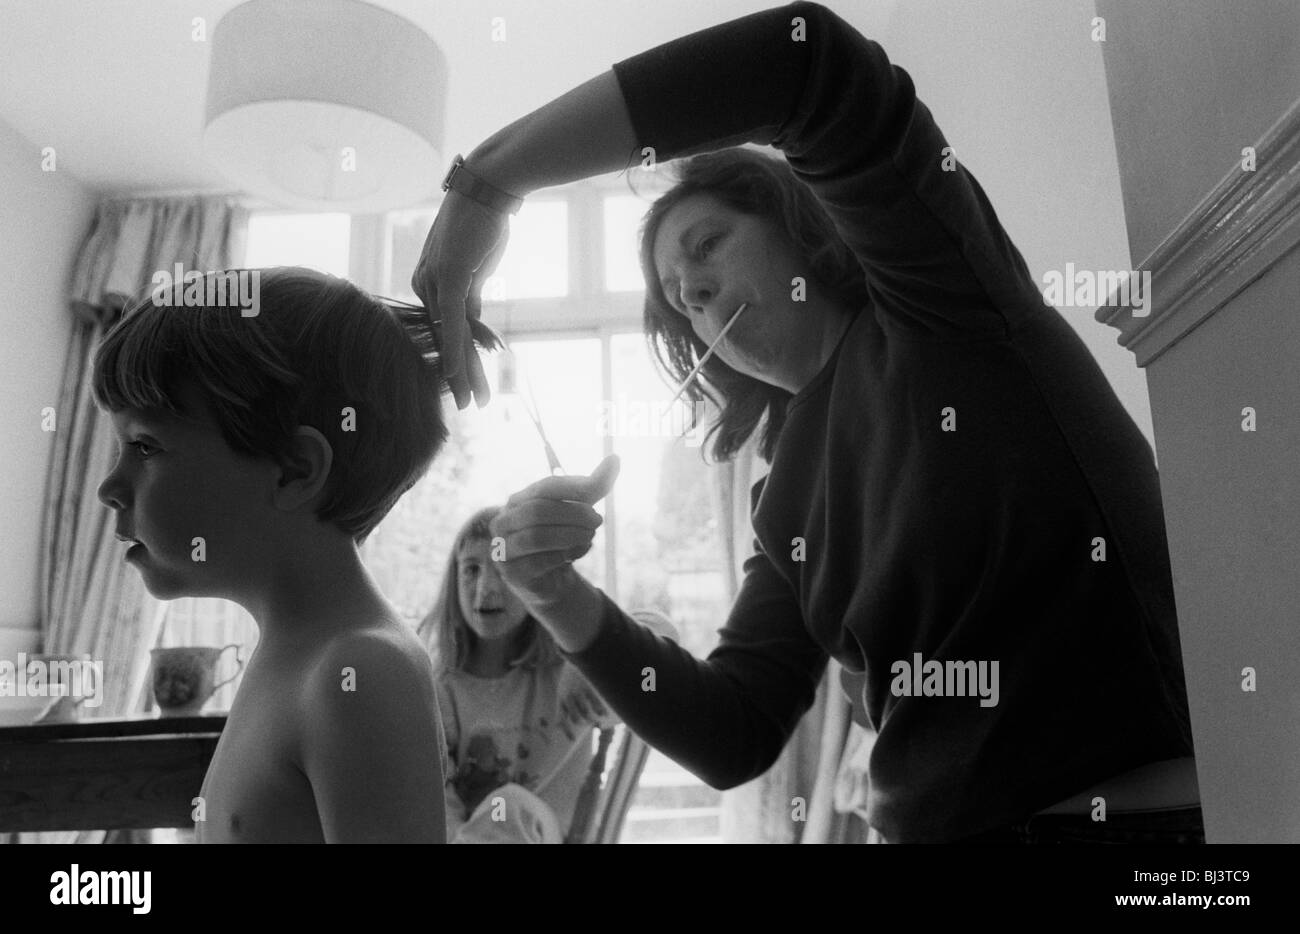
[97,469,127,511]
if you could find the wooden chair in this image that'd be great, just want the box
[564,723,652,844]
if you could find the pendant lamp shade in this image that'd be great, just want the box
[203,0,447,212]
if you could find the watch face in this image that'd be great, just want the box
[441,157,464,191]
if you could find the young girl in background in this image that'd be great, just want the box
[420,506,619,843]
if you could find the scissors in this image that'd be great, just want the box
[509,346,565,476]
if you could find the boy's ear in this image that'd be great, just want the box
[273,426,334,511]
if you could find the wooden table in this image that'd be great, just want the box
[0,715,224,832]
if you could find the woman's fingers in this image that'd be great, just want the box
[461,240,507,408]
[491,500,603,536]
[434,270,472,407]
[505,455,621,508]
[496,551,584,596]
[462,332,490,408]
[488,499,602,586]
[487,459,618,606]
[412,191,512,409]
[495,523,596,562]
[563,542,593,562]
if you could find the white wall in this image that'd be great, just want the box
[1147,250,1300,842]
[861,0,1153,446]
[1097,0,1300,843]
[1098,0,1300,264]
[0,114,94,674]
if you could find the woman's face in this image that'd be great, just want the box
[456,535,529,643]
[651,193,815,388]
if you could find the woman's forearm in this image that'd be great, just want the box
[466,71,640,198]
[526,569,608,654]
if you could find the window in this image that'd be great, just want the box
[489,201,569,300]
[361,339,609,624]
[169,185,726,842]
[384,199,568,304]
[244,212,350,276]
[604,194,649,292]
[159,211,357,708]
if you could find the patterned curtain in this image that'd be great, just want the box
[7,196,245,845]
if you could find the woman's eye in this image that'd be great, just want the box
[129,441,159,458]
[698,235,720,258]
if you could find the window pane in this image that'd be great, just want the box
[385,201,567,303]
[385,207,435,302]
[361,338,607,627]
[162,210,352,704]
[604,195,651,293]
[606,332,725,657]
[244,212,350,277]
[606,331,725,843]
[487,201,568,300]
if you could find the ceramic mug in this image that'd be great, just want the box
[30,653,99,723]
[150,644,243,716]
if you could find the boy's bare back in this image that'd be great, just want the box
[197,617,446,843]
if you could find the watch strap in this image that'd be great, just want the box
[441,155,523,215]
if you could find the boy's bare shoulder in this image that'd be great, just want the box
[303,620,437,710]
[312,619,431,667]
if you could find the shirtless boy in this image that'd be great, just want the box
[94,267,496,842]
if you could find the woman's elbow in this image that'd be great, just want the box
[693,723,788,790]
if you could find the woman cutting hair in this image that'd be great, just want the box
[412,2,1200,843]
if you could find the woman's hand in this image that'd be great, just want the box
[411,190,511,409]
[412,72,639,409]
[489,456,621,652]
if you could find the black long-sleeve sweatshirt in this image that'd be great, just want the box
[565,1,1194,843]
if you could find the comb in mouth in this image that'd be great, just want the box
[668,302,751,405]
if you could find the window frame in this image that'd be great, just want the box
[366,176,660,597]
[238,177,669,611]
[224,187,724,842]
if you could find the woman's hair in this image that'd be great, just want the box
[92,266,499,543]
[637,148,870,461]
[418,505,562,677]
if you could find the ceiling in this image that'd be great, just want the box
[0,0,899,197]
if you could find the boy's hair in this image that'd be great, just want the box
[418,506,562,677]
[92,266,499,543]
[637,149,870,462]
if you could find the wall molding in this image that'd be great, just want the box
[1097,96,1300,367]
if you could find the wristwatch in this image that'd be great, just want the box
[440,155,523,215]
